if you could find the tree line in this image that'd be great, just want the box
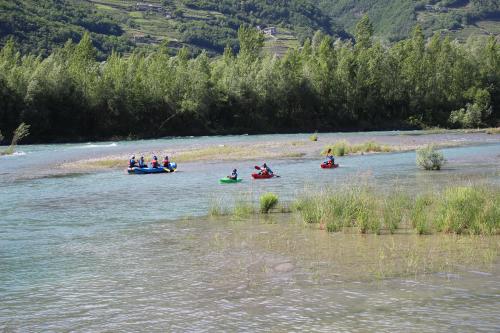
[0,17,498,143]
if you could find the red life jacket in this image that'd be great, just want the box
[151,160,158,168]
[162,159,169,167]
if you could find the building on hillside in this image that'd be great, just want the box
[263,27,277,36]
[135,2,164,12]
[424,4,448,12]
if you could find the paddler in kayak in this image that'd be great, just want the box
[324,153,335,166]
[260,163,273,176]
[151,155,159,168]
[128,155,137,168]
[227,168,238,180]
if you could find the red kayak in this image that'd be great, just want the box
[321,163,339,169]
[251,173,275,179]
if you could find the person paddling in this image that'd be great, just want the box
[227,168,238,180]
[138,156,146,168]
[323,149,335,166]
[162,155,170,168]
[260,163,273,176]
[151,155,159,168]
[128,155,137,168]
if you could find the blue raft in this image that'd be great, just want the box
[127,162,177,174]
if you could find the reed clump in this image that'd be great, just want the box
[322,140,392,157]
[485,127,500,134]
[294,185,499,235]
[260,193,279,213]
[309,131,318,142]
[1,122,30,155]
[233,199,255,218]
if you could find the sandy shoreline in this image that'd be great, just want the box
[58,137,472,172]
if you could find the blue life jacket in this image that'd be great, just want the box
[139,159,146,167]
[129,159,136,167]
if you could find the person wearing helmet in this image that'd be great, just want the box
[151,155,159,168]
[261,163,273,176]
[162,155,170,168]
[138,156,146,168]
[128,155,137,168]
[227,168,238,180]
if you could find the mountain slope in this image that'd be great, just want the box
[0,0,499,59]
[0,0,132,58]
[316,0,500,42]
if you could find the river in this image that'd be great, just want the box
[1,131,499,331]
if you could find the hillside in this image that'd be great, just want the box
[0,0,348,57]
[0,0,499,58]
[316,0,500,42]
[0,0,133,58]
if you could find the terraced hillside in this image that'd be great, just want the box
[316,0,500,42]
[0,0,498,58]
[89,0,347,55]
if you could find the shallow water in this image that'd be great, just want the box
[1,131,499,331]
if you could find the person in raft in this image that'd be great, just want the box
[128,155,137,168]
[260,163,273,175]
[227,168,238,180]
[151,155,159,168]
[162,155,172,170]
[138,156,147,168]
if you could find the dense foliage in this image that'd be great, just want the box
[0,19,498,143]
[0,0,132,59]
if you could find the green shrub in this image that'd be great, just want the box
[309,131,318,141]
[416,144,445,170]
[260,193,279,213]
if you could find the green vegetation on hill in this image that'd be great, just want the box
[0,0,132,59]
[0,19,498,143]
[1,0,499,58]
[316,0,500,42]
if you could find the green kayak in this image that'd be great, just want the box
[219,177,242,184]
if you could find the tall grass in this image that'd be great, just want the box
[233,198,255,218]
[1,123,30,155]
[485,127,500,135]
[208,197,229,217]
[435,186,499,235]
[322,140,392,157]
[294,185,499,236]
[260,193,279,213]
[309,131,318,142]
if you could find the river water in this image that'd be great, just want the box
[1,131,499,332]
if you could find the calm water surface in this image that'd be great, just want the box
[1,131,499,332]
